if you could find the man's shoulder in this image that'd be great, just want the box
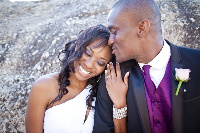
[166,40,200,56]
[165,40,200,53]
[179,46,200,53]
[177,45,200,59]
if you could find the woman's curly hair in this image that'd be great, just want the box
[48,24,110,109]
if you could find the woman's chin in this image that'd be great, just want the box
[74,73,90,81]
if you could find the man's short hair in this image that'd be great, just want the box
[113,0,162,31]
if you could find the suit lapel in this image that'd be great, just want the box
[125,60,151,133]
[169,41,184,133]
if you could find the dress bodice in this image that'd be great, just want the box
[43,85,95,133]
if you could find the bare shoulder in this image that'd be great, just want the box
[30,72,60,100]
[33,72,59,88]
[26,72,60,132]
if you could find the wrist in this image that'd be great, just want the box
[113,105,127,119]
[113,101,126,109]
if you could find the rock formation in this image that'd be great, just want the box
[0,0,199,132]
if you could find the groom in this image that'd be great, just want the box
[93,0,200,133]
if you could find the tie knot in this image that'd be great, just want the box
[143,65,151,75]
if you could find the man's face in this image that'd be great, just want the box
[108,8,140,63]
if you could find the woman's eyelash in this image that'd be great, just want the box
[84,49,106,67]
[97,61,105,67]
[85,50,91,57]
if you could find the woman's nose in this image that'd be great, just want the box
[108,34,114,46]
[85,58,95,68]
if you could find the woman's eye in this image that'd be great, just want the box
[97,61,106,67]
[84,50,91,57]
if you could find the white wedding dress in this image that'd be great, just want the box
[43,85,95,133]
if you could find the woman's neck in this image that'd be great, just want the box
[68,72,88,90]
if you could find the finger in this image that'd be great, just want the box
[116,62,122,78]
[105,69,107,77]
[109,62,116,79]
[105,64,111,80]
[124,72,130,86]
[105,70,109,82]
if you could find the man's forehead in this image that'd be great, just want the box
[107,8,128,30]
[107,8,119,20]
[107,9,120,27]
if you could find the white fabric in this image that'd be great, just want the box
[43,85,95,133]
[139,40,171,88]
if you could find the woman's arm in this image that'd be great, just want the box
[105,62,129,133]
[25,77,54,133]
[113,116,127,133]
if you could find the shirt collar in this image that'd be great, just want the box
[139,40,171,70]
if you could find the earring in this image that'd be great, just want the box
[96,75,101,82]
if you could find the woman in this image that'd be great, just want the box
[25,25,112,133]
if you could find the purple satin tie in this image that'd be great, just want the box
[143,65,156,97]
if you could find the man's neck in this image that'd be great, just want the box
[137,37,164,64]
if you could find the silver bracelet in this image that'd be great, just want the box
[113,105,127,119]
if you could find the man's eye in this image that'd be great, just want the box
[112,30,117,35]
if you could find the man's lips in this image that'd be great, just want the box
[112,47,117,54]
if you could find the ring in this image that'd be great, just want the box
[106,76,111,79]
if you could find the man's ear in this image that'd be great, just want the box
[137,19,150,38]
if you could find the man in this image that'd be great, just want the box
[93,0,200,133]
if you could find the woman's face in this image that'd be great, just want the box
[74,39,112,81]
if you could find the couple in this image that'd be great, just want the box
[26,0,200,133]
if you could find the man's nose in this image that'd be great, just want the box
[108,34,114,46]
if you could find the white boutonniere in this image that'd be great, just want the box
[175,68,191,96]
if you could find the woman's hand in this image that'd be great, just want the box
[105,62,129,108]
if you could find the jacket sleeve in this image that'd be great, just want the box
[93,72,114,133]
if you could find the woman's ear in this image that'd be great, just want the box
[137,19,150,38]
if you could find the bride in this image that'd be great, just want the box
[25,24,129,133]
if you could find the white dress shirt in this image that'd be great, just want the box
[139,40,171,88]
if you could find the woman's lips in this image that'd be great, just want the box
[79,65,91,76]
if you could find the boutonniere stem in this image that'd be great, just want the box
[175,81,183,96]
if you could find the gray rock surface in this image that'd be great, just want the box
[0,0,199,132]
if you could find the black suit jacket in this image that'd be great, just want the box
[93,41,200,133]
